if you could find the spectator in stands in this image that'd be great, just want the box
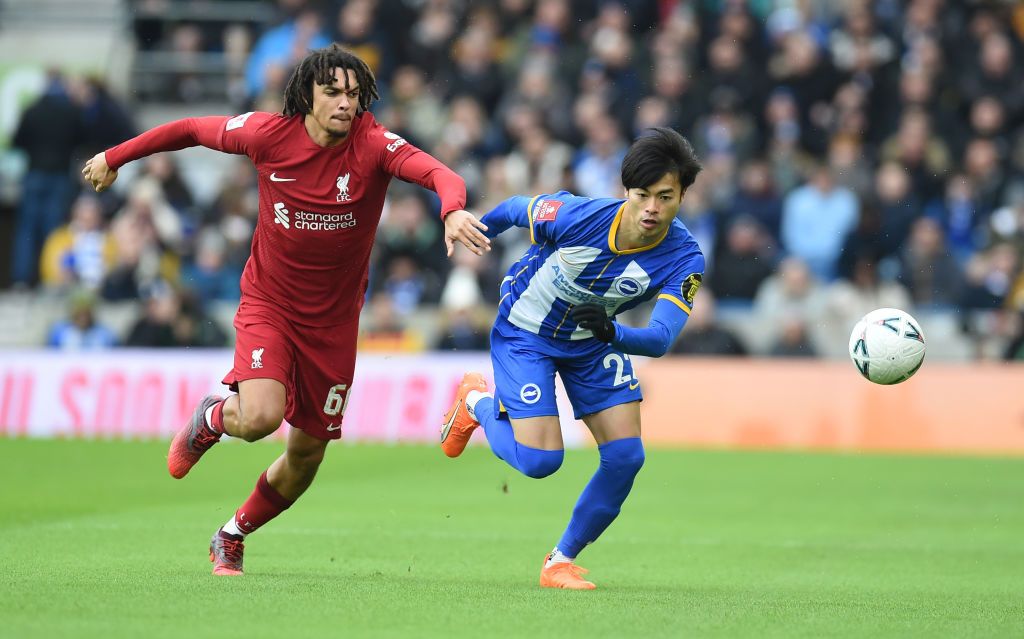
[691,87,759,168]
[434,304,490,352]
[358,292,422,352]
[181,228,242,303]
[963,137,1015,217]
[897,217,963,307]
[172,289,229,348]
[728,158,784,245]
[496,56,575,146]
[245,8,330,103]
[762,87,814,193]
[768,30,839,155]
[372,189,447,297]
[442,20,504,114]
[10,69,85,287]
[815,251,913,358]
[46,289,117,350]
[827,133,873,200]
[139,154,196,220]
[879,108,951,203]
[403,0,459,77]
[959,242,1019,311]
[753,256,826,341]
[705,34,764,118]
[647,55,704,136]
[708,216,775,302]
[68,76,136,155]
[573,113,628,199]
[960,32,1024,127]
[378,65,446,149]
[381,256,434,316]
[101,191,181,301]
[781,164,859,282]
[873,162,922,260]
[125,280,181,347]
[503,124,572,196]
[332,0,390,78]
[768,317,818,358]
[670,291,747,357]
[39,194,115,292]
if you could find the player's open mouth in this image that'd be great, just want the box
[640,219,658,229]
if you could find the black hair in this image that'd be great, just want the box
[282,44,380,117]
[620,127,702,192]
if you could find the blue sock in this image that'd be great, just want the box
[474,396,563,479]
[556,437,645,558]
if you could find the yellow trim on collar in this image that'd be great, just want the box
[608,202,672,254]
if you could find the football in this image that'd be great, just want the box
[848,308,927,385]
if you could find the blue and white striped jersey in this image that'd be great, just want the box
[481,191,705,347]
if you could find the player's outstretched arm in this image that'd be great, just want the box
[443,210,490,257]
[82,152,118,192]
[572,298,690,358]
[87,115,257,181]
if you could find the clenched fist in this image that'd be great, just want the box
[81,152,118,192]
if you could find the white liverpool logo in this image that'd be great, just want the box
[336,173,351,202]
[251,347,264,369]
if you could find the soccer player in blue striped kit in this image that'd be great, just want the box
[441,128,705,589]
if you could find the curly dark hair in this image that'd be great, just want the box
[282,44,380,117]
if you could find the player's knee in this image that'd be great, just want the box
[600,437,645,477]
[237,405,285,441]
[518,446,564,479]
[288,447,325,477]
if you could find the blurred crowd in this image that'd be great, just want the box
[6,0,1024,360]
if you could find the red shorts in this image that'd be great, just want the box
[223,298,358,440]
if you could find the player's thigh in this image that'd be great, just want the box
[237,378,287,427]
[288,315,360,441]
[509,415,564,450]
[228,312,294,427]
[581,401,641,445]
[558,346,642,422]
[490,324,560,421]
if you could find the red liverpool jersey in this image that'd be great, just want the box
[105,111,466,326]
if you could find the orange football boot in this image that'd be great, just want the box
[440,372,488,458]
[539,554,596,590]
[168,395,223,479]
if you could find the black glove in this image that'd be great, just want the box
[570,303,616,343]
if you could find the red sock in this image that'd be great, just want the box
[209,399,226,434]
[234,471,294,535]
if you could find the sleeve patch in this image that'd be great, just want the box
[682,273,702,305]
[225,112,255,131]
[383,129,407,152]
[534,199,562,222]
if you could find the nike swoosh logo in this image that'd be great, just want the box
[440,400,461,443]
[628,380,640,390]
[326,423,342,432]
[269,173,296,182]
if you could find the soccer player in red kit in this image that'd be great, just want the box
[81,45,490,575]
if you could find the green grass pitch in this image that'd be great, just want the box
[1,438,1021,638]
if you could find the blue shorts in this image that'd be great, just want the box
[489,316,643,421]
